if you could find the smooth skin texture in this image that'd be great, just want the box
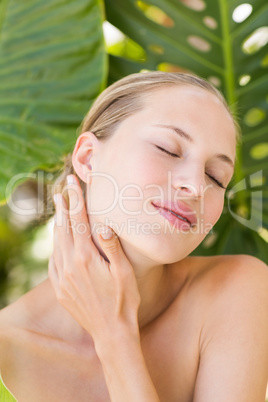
[49,179,160,401]
[0,86,268,401]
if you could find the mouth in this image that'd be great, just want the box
[167,209,191,224]
[151,201,197,227]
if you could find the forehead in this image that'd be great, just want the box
[141,85,236,150]
[105,84,237,163]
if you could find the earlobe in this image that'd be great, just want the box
[71,132,97,184]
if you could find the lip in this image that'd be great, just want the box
[151,200,197,227]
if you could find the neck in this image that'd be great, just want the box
[93,232,185,330]
[49,232,188,344]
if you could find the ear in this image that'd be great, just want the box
[72,132,100,184]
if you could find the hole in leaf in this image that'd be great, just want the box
[187,36,211,52]
[232,3,253,23]
[149,44,165,54]
[261,54,268,67]
[110,39,147,61]
[250,143,268,160]
[203,16,218,29]
[157,63,193,73]
[180,0,206,12]
[208,76,221,87]
[244,108,266,127]
[239,74,251,86]
[242,27,268,55]
[103,21,125,47]
[136,1,174,27]
[103,21,147,62]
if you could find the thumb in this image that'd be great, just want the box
[97,226,131,270]
[98,226,117,241]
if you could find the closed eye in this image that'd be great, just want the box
[155,145,180,158]
[156,146,226,190]
[206,173,226,189]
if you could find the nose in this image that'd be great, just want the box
[171,162,207,199]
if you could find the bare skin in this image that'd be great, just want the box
[1,85,268,401]
[1,254,268,402]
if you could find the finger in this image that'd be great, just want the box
[53,193,74,249]
[53,194,73,278]
[66,175,96,254]
[97,226,132,276]
[48,255,60,294]
[53,221,63,269]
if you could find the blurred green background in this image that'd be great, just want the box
[0,0,267,399]
[0,0,268,312]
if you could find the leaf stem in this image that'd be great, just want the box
[107,1,224,74]
[219,0,244,204]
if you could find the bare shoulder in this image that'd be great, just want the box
[185,253,268,328]
[198,253,268,328]
[186,253,268,298]
[187,255,268,402]
[0,279,52,330]
[0,279,56,364]
[0,288,30,377]
[0,278,71,391]
[170,254,268,314]
[0,277,88,355]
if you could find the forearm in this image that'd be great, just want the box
[95,330,160,402]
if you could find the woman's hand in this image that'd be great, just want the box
[48,174,141,349]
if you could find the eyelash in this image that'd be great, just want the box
[155,145,226,190]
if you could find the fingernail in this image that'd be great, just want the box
[100,227,113,240]
[67,175,75,185]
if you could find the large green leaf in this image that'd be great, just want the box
[0,0,107,202]
[104,0,268,261]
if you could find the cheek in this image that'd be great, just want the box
[112,150,163,196]
[130,153,166,190]
[88,160,165,231]
[204,193,225,225]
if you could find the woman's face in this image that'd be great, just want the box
[86,85,236,264]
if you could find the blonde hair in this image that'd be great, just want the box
[44,71,240,222]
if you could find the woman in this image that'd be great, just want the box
[0,72,268,402]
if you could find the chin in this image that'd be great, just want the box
[119,229,199,265]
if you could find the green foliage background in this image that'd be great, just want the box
[0,1,267,400]
[0,0,267,306]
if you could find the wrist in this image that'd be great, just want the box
[94,323,141,361]
[95,330,160,402]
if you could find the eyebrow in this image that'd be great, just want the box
[152,124,235,169]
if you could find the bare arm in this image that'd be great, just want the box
[95,330,160,402]
[194,255,268,402]
[50,175,160,402]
